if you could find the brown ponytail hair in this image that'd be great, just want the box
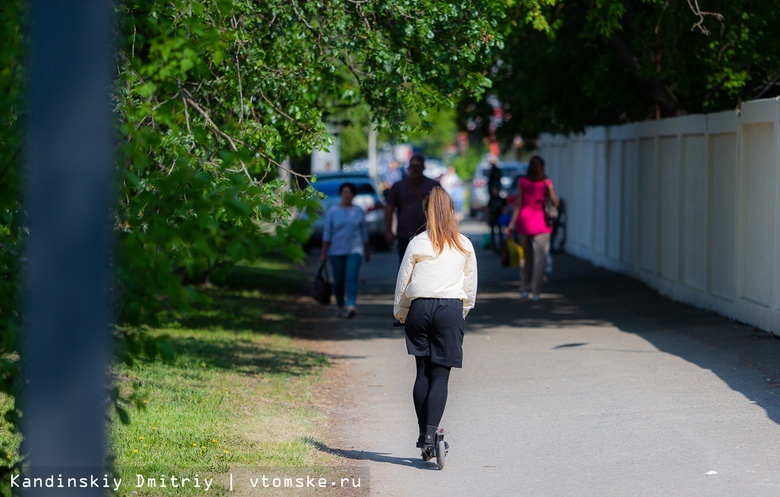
[423,186,468,254]
[526,155,546,181]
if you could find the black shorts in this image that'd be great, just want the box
[405,298,465,368]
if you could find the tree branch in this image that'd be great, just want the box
[235,51,245,124]
[654,0,671,35]
[291,0,313,30]
[180,89,311,182]
[181,88,243,151]
[687,0,724,35]
[754,70,780,100]
[609,34,680,116]
[256,87,316,134]
[179,83,191,133]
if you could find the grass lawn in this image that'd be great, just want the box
[108,261,343,496]
[0,261,347,496]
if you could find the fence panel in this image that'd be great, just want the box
[681,135,707,292]
[606,139,623,263]
[707,132,739,302]
[539,97,780,335]
[658,135,680,282]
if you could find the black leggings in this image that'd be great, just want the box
[413,356,452,433]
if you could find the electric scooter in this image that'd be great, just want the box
[421,427,448,470]
[393,320,449,470]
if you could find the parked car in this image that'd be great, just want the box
[302,172,390,251]
[422,158,448,181]
[468,160,528,216]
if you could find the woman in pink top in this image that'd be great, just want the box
[506,156,560,300]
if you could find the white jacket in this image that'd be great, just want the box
[393,231,478,322]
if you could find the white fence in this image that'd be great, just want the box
[540,97,780,335]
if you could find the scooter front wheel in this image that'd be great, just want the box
[436,440,446,470]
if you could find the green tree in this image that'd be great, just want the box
[341,103,460,165]
[407,106,459,158]
[0,0,24,479]
[0,0,511,482]
[464,0,780,145]
[339,104,371,165]
[115,0,508,321]
[450,145,485,181]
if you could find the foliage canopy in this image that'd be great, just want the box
[463,0,780,146]
[114,0,507,322]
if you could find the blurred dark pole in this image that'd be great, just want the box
[22,0,114,494]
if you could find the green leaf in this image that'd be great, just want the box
[135,82,157,99]
[180,58,195,73]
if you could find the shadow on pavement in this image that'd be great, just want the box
[541,255,780,427]
[296,220,780,427]
[305,439,437,471]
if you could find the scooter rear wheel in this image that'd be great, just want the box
[436,440,446,470]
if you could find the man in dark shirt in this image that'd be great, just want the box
[486,157,505,252]
[487,158,502,201]
[384,154,438,260]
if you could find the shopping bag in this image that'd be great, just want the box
[506,238,523,268]
[310,260,332,305]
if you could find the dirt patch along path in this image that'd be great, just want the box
[295,220,780,497]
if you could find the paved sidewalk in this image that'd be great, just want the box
[302,219,780,497]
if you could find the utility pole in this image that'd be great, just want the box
[23,1,114,494]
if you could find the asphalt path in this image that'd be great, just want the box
[302,219,780,497]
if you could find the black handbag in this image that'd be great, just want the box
[310,260,332,305]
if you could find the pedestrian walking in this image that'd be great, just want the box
[440,165,465,223]
[321,182,371,318]
[393,186,478,455]
[506,155,559,301]
[381,160,404,191]
[486,157,505,252]
[384,154,438,261]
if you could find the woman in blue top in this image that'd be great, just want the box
[321,182,371,318]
